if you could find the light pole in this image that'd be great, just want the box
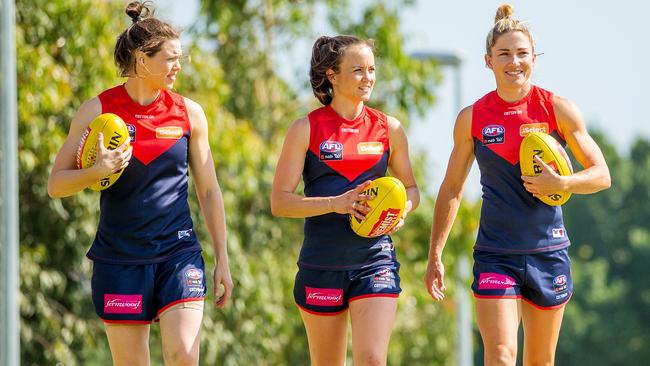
[412,50,472,366]
[1,0,20,365]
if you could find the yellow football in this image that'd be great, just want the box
[76,113,129,191]
[519,132,574,206]
[350,176,407,238]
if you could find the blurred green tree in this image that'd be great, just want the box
[17,0,124,364]
[558,132,650,365]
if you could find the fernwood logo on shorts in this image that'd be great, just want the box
[305,287,343,306]
[104,294,143,314]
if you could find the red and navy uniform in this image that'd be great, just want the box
[89,85,205,323]
[470,85,572,308]
[88,85,200,264]
[294,105,400,315]
[472,85,570,253]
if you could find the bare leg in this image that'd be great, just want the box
[299,308,349,366]
[349,297,398,366]
[521,301,566,366]
[475,298,521,366]
[105,323,151,366]
[159,301,204,366]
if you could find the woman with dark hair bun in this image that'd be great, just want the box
[48,2,232,365]
[425,4,610,365]
[272,35,420,365]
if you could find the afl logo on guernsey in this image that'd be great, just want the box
[319,140,343,161]
[126,123,136,142]
[482,124,505,145]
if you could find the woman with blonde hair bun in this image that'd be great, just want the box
[425,3,610,365]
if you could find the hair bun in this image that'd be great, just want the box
[495,3,514,23]
[126,1,153,23]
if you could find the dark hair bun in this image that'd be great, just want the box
[126,1,153,23]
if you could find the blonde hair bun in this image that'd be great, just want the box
[495,4,514,23]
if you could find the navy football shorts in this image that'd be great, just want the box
[91,250,206,324]
[294,262,401,315]
[471,248,573,309]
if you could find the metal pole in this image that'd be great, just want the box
[411,50,472,366]
[1,0,20,364]
[452,61,472,366]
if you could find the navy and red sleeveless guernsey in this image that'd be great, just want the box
[300,105,396,270]
[87,84,200,264]
[472,85,570,254]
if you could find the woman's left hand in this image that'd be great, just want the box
[521,155,568,198]
[213,260,233,308]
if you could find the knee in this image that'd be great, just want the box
[163,348,199,366]
[486,344,517,366]
[356,352,386,366]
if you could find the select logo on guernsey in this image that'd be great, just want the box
[156,126,183,139]
[305,286,343,306]
[357,142,384,155]
[478,272,516,290]
[520,122,549,136]
[104,294,143,314]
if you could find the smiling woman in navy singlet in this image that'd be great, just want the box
[424,4,611,366]
[271,35,420,366]
[47,2,232,365]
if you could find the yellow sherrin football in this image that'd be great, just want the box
[76,113,129,191]
[350,176,407,238]
[519,132,574,206]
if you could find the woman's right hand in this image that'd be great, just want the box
[331,180,374,220]
[425,256,446,301]
[91,132,132,177]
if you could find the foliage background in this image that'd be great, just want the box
[15,0,648,365]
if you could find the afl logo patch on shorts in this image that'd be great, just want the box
[553,274,568,293]
[319,140,343,161]
[185,268,205,292]
[482,124,505,145]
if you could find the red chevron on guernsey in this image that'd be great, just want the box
[307,105,388,181]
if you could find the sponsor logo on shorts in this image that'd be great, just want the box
[319,141,343,161]
[104,294,143,314]
[305,287,343,306]
[373,268,396,289]
[552,228,565,238]
[178,229,193,240]
[478,272,516,290]
[126,123,136,142]
[482,124,505,145]
[357,142,384,155]
[185,268,205,292]
[519,122,549,136]
[553,274,568,293]
[156,126,183,139]
[556,292,569,300]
